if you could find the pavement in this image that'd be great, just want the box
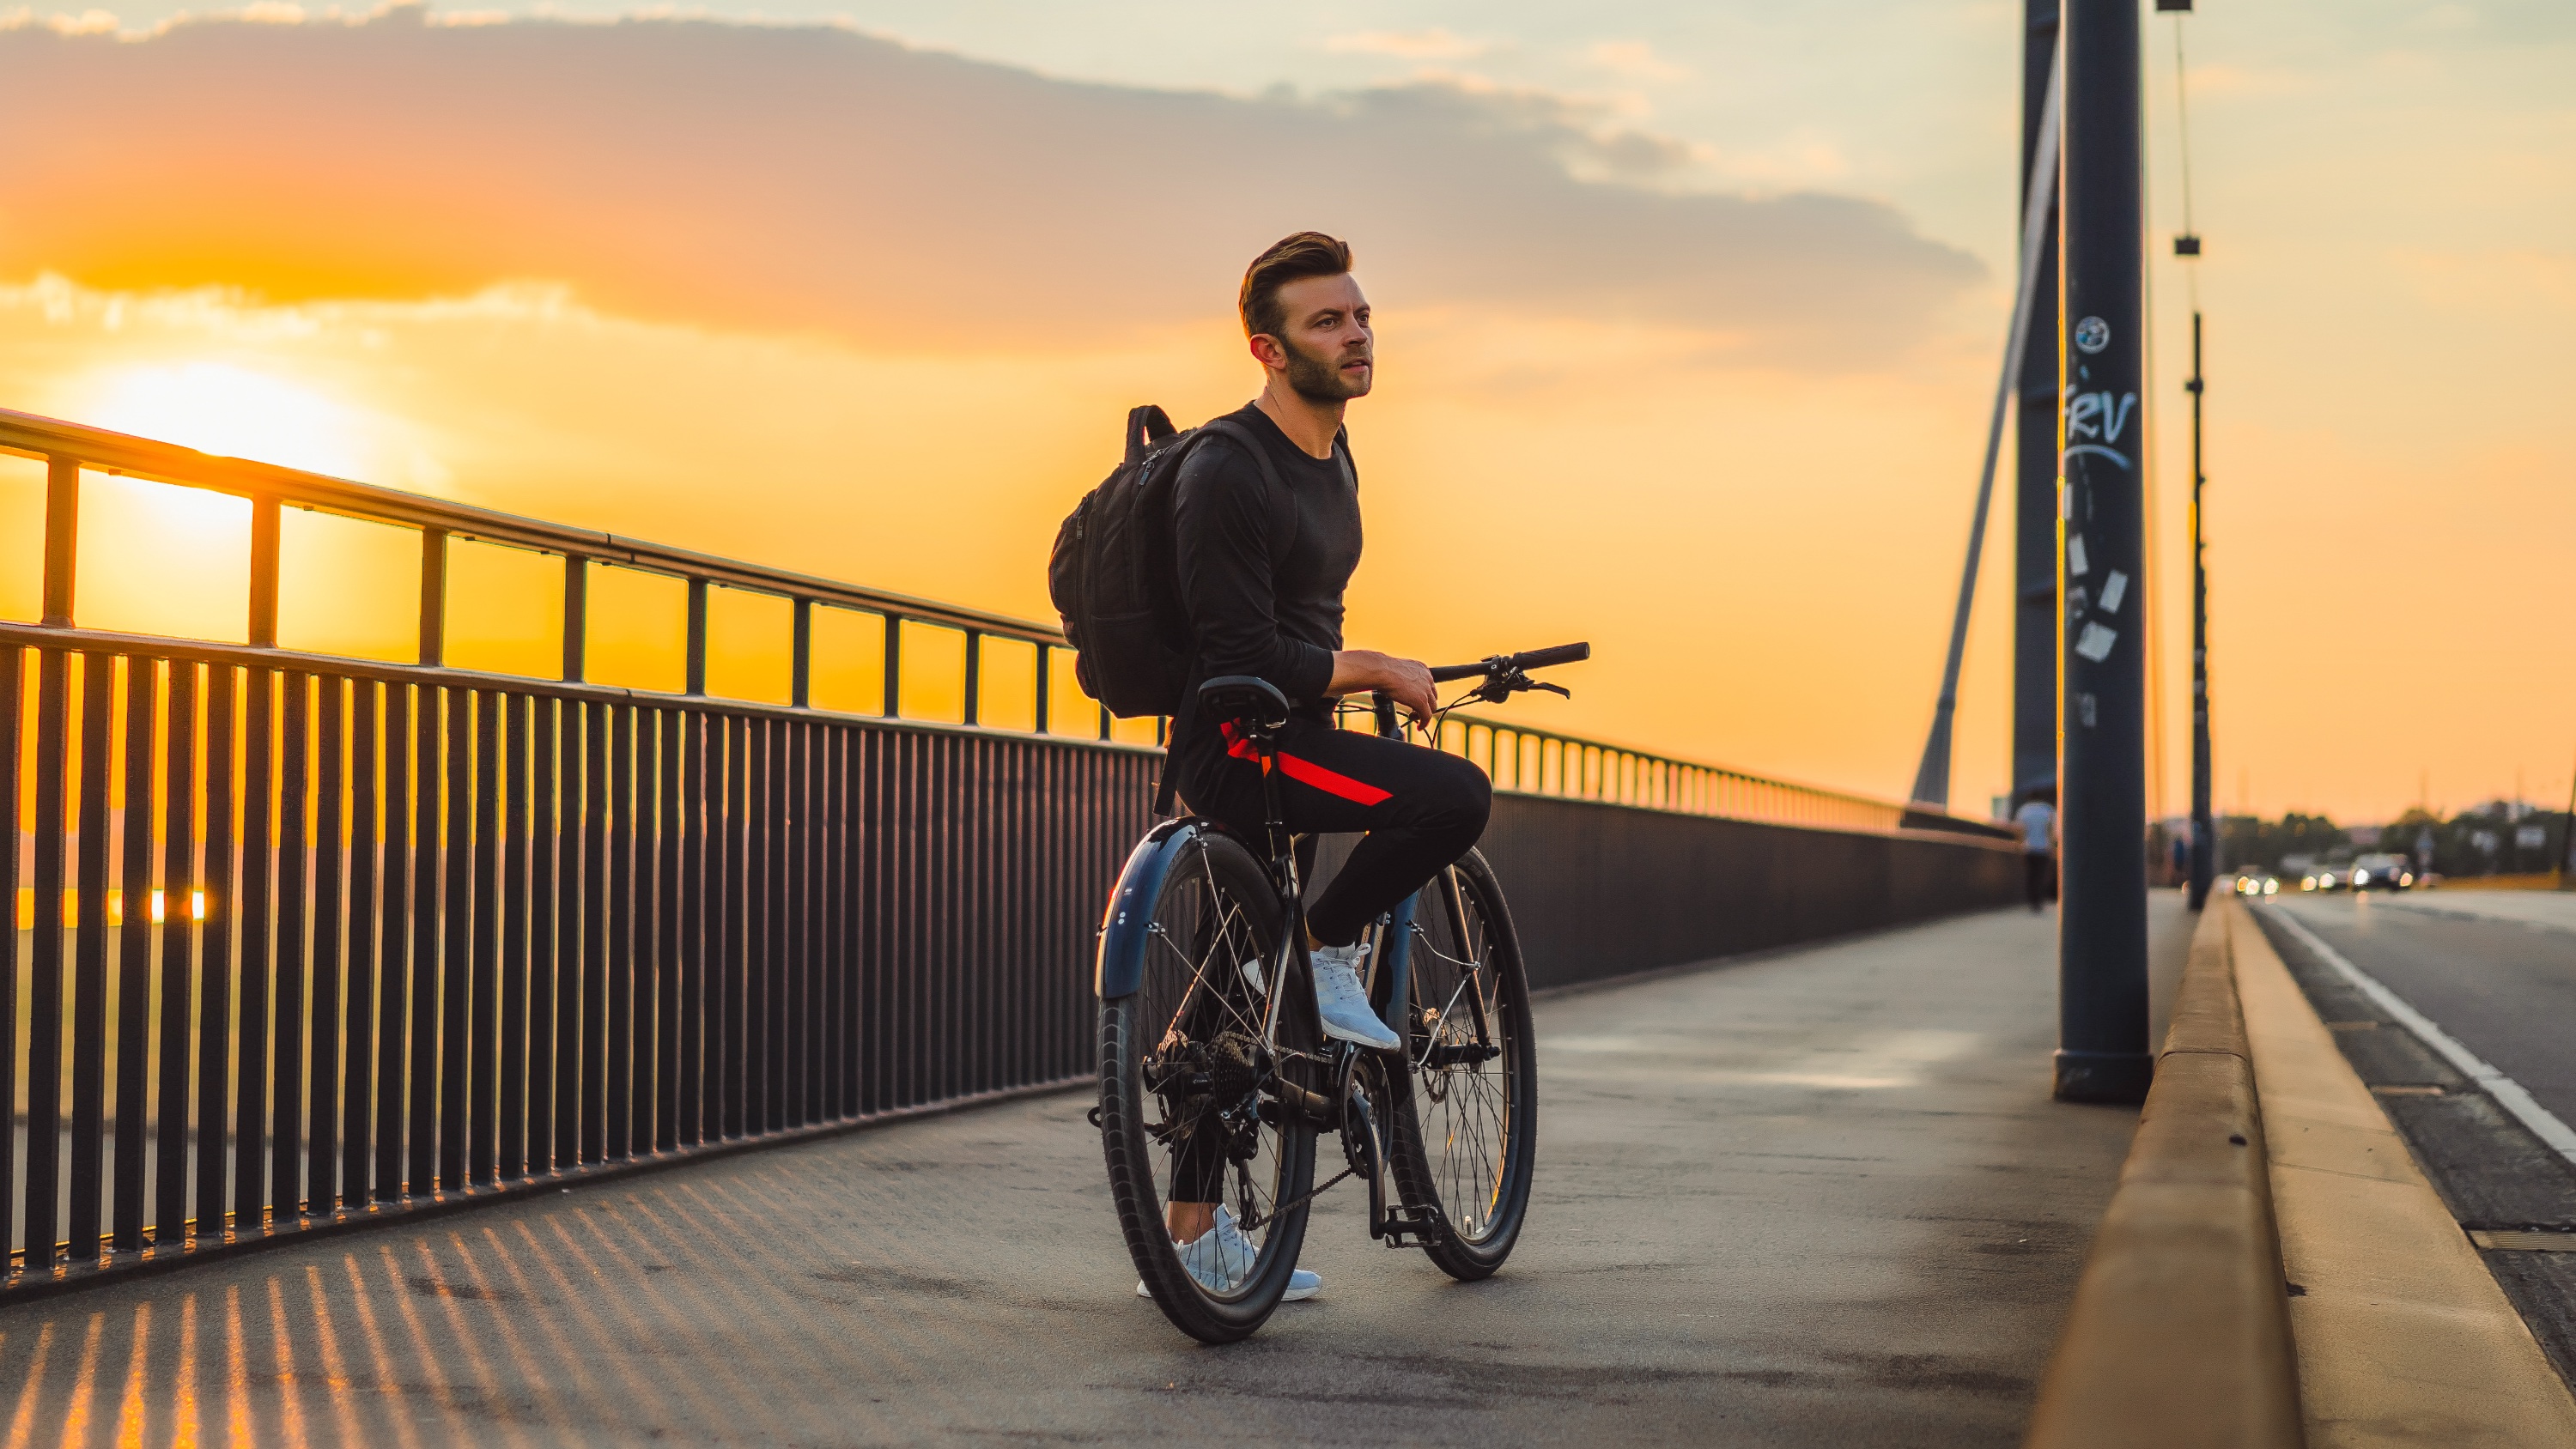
[0,897,2190,1447]
[2256,892,2576,1396]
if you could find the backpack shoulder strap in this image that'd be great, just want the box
[1192,416,1284,493]
[1192,417,1296,567]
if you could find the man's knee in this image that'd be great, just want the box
[1411,751,1491,839]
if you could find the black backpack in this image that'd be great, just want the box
[1048,404,1279,718]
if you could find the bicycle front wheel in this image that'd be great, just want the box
[1386,846,1538,1281]
[1098,825,1322,1343]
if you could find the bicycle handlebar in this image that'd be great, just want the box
[1426,642,1591,683]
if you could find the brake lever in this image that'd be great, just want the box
[1471,670,1571,704]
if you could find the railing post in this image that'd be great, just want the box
[247,496,280,648]
[791,598,812,708]
[40,454,76,627]
[882,614,902,718]
[1033,644,1050,735]
[961,629,980,726]
[685,579,708,696]
[417,527,447,667]
[562,555,587,683]
[1097,703,1110,743]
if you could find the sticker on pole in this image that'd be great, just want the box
[2074,316,2111,354]
[2075,622,2118,661]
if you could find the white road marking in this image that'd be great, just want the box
[2269,905,2576,1167]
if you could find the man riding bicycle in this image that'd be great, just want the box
[1151,232,1493,1297]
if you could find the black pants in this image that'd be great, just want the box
[1177,718,1492,948]
[2025,852,2054,909]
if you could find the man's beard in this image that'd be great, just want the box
[1280,335,1370,403]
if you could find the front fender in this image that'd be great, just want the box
[1094,817,1205,999]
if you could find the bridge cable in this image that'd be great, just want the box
[1905,33,2063,810]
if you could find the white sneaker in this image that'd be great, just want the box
[1310,943,1400,1051]
[1134,1206,1321,1301]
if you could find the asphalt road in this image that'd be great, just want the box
[0,901,2181,1447]
[2269,892,2576,1126]
[2257,891,2576,1390]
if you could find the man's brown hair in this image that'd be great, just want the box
[1238,232,1354,341]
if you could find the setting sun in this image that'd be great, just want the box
[82,361,372,479]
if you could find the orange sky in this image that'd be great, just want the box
[1,4,2568,822]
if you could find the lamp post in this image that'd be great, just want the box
[2055,0,2153,1104]
[2187,311,2213,910]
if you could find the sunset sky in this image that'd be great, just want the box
[0,0,2567,822]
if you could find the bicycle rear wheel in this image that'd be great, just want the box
[1098,825,1322,1343]
[1385,847,1538,1281]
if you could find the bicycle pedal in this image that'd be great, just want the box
[1376,1210,1449,1249]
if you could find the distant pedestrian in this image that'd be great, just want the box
[2014,790,2057,912]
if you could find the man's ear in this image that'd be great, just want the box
[1247,332,1288,373]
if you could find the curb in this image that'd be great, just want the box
[2025,894,2303,1448]
[2234,901,2576,1446]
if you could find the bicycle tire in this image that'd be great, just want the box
[1384,846,1538,1281]
[1099,826,1321,1343]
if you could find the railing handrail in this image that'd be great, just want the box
[0,406,1060,643]
[1441,711,1929,820]
[3,402,2008,839]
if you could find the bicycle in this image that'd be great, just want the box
[1094,642,1588,1343]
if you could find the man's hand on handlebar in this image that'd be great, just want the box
[1327,649,1437,725]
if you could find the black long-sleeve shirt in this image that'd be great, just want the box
[1169,401,1362,760]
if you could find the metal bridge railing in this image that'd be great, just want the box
[0,408,1163,1291]
[0,405,1996,1291]
[1424,715,1915,835]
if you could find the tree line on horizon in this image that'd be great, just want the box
[2212,803,2575,880]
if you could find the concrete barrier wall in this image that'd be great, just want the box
[2023,897,2304,1449]
[1471,791,2026,990]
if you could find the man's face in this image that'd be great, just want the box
[1261,273,1372,403]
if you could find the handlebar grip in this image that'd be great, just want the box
[1507,642,1590,672]
[1425,641,1593,682]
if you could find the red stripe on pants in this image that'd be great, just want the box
[1275,751,1394,806]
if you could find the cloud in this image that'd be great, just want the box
[1322,28,1491,61]
[0,9,1979,361]
[1584,40,1690,83]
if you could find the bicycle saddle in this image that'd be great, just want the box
[1197,675,1290,731]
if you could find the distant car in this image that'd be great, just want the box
[2306,867,2348,892]
[2233,875,2279,898]
[2350,852,2415,891]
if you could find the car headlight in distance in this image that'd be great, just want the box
[2264,879,2279,895]
[2354,870,2369,886]
[2303,876,2317,890]
[2401,873,2415,886]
